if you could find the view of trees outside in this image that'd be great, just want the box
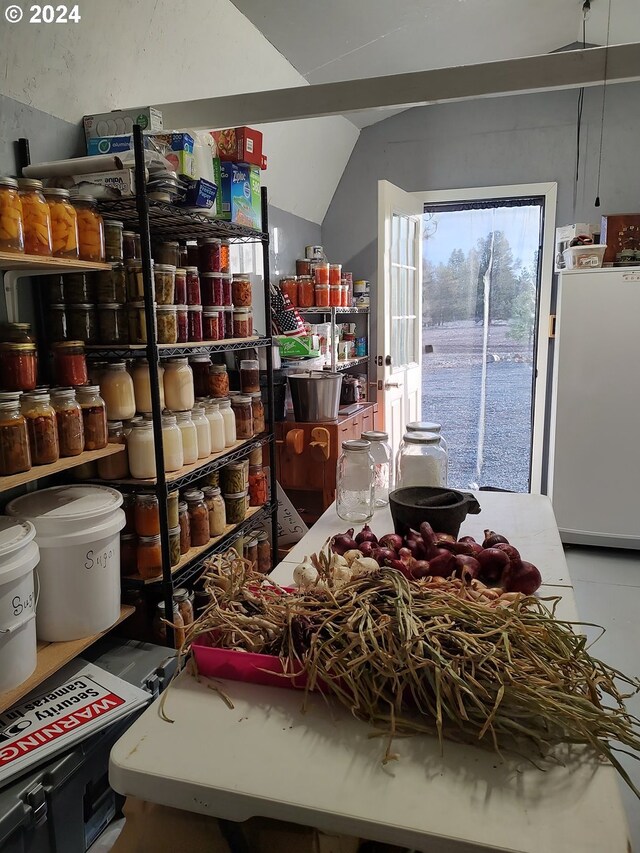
[421,205,542,492]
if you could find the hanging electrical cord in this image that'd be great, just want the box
[595,0,613,207]
[573,2,589,217]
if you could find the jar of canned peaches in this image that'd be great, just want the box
[0,177,25,254]
[43,188,79,258]
[72,195,105,262]
[17,179,52,256]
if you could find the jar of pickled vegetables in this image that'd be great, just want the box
[178,501,190,554]
[168,528,181,567]
[0,177,25,254]
[203,485,226,536]
[97,303,127,344]
[156,305,178,344]
[298,276,314,308]
[72,195,105,262]
[154,264,176,305]
[64,272,96,304]
[122,231,140,261]
[104,220,124,262]
[233,308,253,339]
[96,264,127,304]
[21,391,60,465]
[51,341,88,387]
[50,388,84,457]
[249,463,267,506]
[17,178,52,256]
[230,395,253,440]
[0,342,37,391]
[125,261,150,300]
[76,385,107,450]
[66,303,98,343]
[128,301,156,345]
[43,188,78,259]
[250,392,265,434]
[224,490,247,525]
[232,274,253,307]
[208,363,229,398]
[0,399,31,475]
[155,241,180,267]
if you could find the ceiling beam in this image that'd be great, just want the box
[154,43,640,130]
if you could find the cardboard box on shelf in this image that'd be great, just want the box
[219,161,261,228]
[212,126,264,168]
[83,108,163,142]
[67,168,137,197]
[87,132,196,178]
[181,177,217,209]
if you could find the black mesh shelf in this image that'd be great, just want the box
[85,337,272,360]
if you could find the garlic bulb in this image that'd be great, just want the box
[333,562,353,587]
[343,549,363,566]
[351,557,380,576]
[293,560,319,590]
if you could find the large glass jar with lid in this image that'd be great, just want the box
[43,188,78,258]
[100,362,136,421]
[208,363,229,399]
[17,178,52,256]
[51,341,88,387]
[162,414,184,472]
[97,420,129,480]
[76,385,108,450]
[184,489,210,546]
[361,430,393,507]
[0,342,37,391]
[189,355,212,398]
[0,177,25,253]
[402,421,447,453]
[218,399,236,446]
[21,392,60,465]
[163,358,194,412]
[191,406,211,458]
[396,432,448,489]
[72,195,105,262]
[175,410,198,465]
[202,486,226,536]
[336,439,375,523]
[128,420,156,479]
[0,398,31,475]
[230,395,253,440]
[131,359,165,413]
[1,322,34,343]
[104,220,124,262]
[51,388,84,457]
[204,400,226,453]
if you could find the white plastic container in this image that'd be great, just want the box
[0,519,39,692]
[6,485,125,642]
[562,244,606,269]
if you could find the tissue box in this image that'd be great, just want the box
[83,107,163,142]
[219,161,261,228]
[212,126,264,168]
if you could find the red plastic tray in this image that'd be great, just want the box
[192,635,310,691]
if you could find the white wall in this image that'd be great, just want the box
[0,0,358,224]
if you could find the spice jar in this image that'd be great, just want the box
[128,301,156,344]
[204,400,226,453]
[203,486,226,536]
[51,388,84,457]
[250,392,265,434]
[280,276,298,306]
[185,267,201,305]
[162,414,184,472]
[122,231,140,261]
[67,303,98,343]
[138,535,162,580]
[220,240,230,274]
[174,588,194,625]
[0,343,37,392]
[0,399,31,475]
[97,303,127,344]
[315,284,329,307]
[153,602,185,649]
[188,305,203,342]
[243,536,258,569]
[219,399,236,446]
[232,274,252,307]
[233,308,253,339]
[256,530,271,574]
[296,258,311,277]
[52,341,87,387]
[43,188,78,258]
[201,273,224,307]
[17,178,52,256]
[120,534,137,576]
[104,220,124,262]
[125,261,151,301]
[178,501,191,554]
[132,359,165,413]
[222,462,246,495]
[176,305,188,343]
[239,359,260,393]
[154,264,176,305]
[155,241,180,267]
[224,491,247,525]
[76,385,108,450]
[174,268,187,305]
[249,463,268,506]
[169,527,181,567]
[223,307,234,340]
[203,308,221,341]
[128,421,156,479]
[298,276,314,308]
[184,489,210,546]
[157,305,178,344]
[191,407,211,458]
[175,410,198,465]
[100,362,136,421]
[167,489,180,528]
[97,420,129,479]
[163,358,194,412]
[135,493,160,536]
[72,195,105,262]
[208,363,229,398]
[21,392,60,465]
[0,177,25,253]
[198,238,221,272]
[230,395,253,440]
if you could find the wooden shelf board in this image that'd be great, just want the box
[0,444,125,492]
[0,605,135,715]
[0,251,111,273]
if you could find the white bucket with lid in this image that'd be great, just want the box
[6,485,125,642]
[0,518,40,692]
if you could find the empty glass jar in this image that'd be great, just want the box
[336,439,375,522]
[396,432,448,489]
[361,430,393,507]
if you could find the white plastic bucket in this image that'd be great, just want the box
[0,518,40,692]
[6,485,125,642]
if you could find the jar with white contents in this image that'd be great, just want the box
[131,359,165,413]
[162,414,184,472]
[395,432,448,489]
[100,362,136,421]
[128,420,156,479]
[218,398,236,447]
[175,410,198,465]
[191,406,211,458]
[163,358,194,412]
[204,400,226,453]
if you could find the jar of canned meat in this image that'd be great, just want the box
[17,178,52,256]
[230,394,253,440]
[155,241,180,267]
[232,274,252,307]
[233,307,253,339]
[185,267,201,305]
[198,238,221,272]
[240,359,260,393]
[43,188,78,258]
[97,303,127,344]
[0,342,37,391]
[72,195,105,262]
[0,177,25,254]
[122,231,140,261]
[50,388,84,457]
[176,305,188,343]
[76,385,108,450]
[188,305,203,342]
[174,268,187,304]
[189,355,212,398]
[96,263,127,304]
[315,284,329,307]
[154,264,176,305]
[104,220,124,262]
[21,391,60,465]
[0,399,31,475]
[280,276,298,306]
[296,258,311,277]
[203,308,221,341]
[220,239,230,273]
[157,305,178,344]
[250,392,265,434]
[67,303,98,343]
[298,276,314,308]
[52,341,88,386]
[208,363,229,398]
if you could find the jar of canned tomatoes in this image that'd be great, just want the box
[176,305,188,343]
[0,177,25,254]
[329,263,342,286]
[198,238,221,272]
[280,276,298,306]
[72,195,105,262]
[17,178,52,256]
[220,239,230,273]
[0,342,37,391]
[298,276,314,308]
[185,267,201,305]
[188,305,203,342]
[174,268,187,304]
[233,308,253,339]
[203,308,221,341]
[232,274,252,307]
[43,188,78,258]
[52,342,88,389]
[201,273,223,306]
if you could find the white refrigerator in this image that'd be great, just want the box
[548,267,640,549]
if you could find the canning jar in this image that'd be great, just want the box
[232,274,252,307]
[219,399,236,446]
[18,178,52,256]
[298,276,314,308]
[122,493,136,533]
[191,407,211,458]
[179,245,188,267]
[162,414,184,472]
[221,275,232,306]
[72,195,105,262]
[223,307,234,339]
[222,462,246,495]
[153,602,185,648]
[128,421,156,479]
[65,271,96,301]
[125,261,151,301]
[396,432,448,489]
[175,410,198,465]
[76,385,108,450]
[403,421,448,453]
[167,489,179,529]
[137,535,162,580]
[135,493,160,536]
[208,364,229,399]
[280,276,298,306]
[52,341,87,387]
[43,188,78,258]
[189,355,212,398]
[314,263,330,286]
[97,420,129,479]
[361,430,393,507]
[341,285,350,307]
[243,536,258,570]
[250,392,265,434]
[224,491,247,525]
[314,284,329,307]
[122,231,140,261]
[187,305,203,342]
[239,359,260,393]
[156,305,178,344]
[233,308,253,339]
[163,358,194,412]
[155,241,180,267]
[184,489,210,546]
[97,303,127,344]
[132,359,165,413]
[203,309,221,341]
[203,486,226,536]
[46,276,65,304]
[174,268,187,305]
[204,400,226,453]
[185,267,201,305]
[0,399,31,474]
[67,303,98,343]
[173,588,194,624]
[201,273,223,307]
[154,264,176,305]
[120,534,137,576]
[256,530,271,574]
[184,241,198,267]
[49,304,67,342]
[21,392,60,465]
[329,286,342,307]
[219,239,230,273]
[128,301,157,344]
[336,439,375,523]
[329,263,342,286]
[178,501,191,554]
[249,463,267,506]
[231,395,253,440]
[0,342,37,391]
[51,388,84,457]
[100,362,136,421]
[104,220,124,262]
[198,238,221,272]
[0,177,25,253]
[296,258,311,277]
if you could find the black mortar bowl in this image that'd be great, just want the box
[389,487,481,538]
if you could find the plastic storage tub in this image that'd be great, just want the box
[562,244,606,269]
[0,518,39,692]
[6,485,125,642]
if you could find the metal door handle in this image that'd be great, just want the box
[384,381,402,389]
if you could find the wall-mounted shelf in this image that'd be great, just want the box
[0,444,125,492]
[0,251,112,274]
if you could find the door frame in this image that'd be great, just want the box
[412,182,557,494]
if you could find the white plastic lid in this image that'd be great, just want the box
[6,484,123,522]
[0,517,36,559]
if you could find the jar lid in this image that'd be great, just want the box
[175,268,186,275]
[175,410,193,421]
[173,587,189,601]
[6,484,122,521]
[249,463,263,472]
[160,240,179,246]
[168,488,179,498]
[51,340,85,349]
[231,394,252,403]
[256,530,269,542]
[404,432,440,444]
[162,414,177,426]
[184,489,204,501]
[244,536,258,547]
[104,361,127,370]
[218,399,231,408]
[50,387,76,398]
[136,492,158,503]
[76,384,101,394]
[362,430,388,442]
[224,492,248,501]
[121,533,138,542]
[128,300,157,308]
[240,360,259,369]
[105,220,124,228]
[0,391,22,400]
[0,342,36,351]
[249,392,262,400]
[315,284,329,289]
[17,178,44,190]
[42,187,70,198]
[22,391,51,402]
[68,303,95,309]
[209,305,225,311]
[73,193,97,204]
[225,462,244,471]
[140,534,161,543]
[233,273,251,280]
[0,399,21,410]
[178,501,188,511]
[191,407,206,417]
[184,266,199,273]
[98,302,125,309]
[156,304,177,313]
[122,230,137,236]
[0,177,19,189]
[342,439,371,451]
[154,263,177,272]
[107,420,123,429]
[209,363,227,372]
[203,308,220,316]
[233,308,251,314]
[0,518,36,561]
[407,421,441,433]
[156,600,179,613]
[126,260,145,268]
[188,305,203,312]
[166,357,188,364]
[133,419,153,429]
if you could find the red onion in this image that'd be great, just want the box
[503,560,542,595]
[419,522,438,550]
[477,548,510,582]
[355,524,378,546]
[359,541,377,558]
[454,554,481,580]
[375,547,397,563]
[379,533,403,552]
[398,547,413,564]
[482,529,509,548]
[331,529,357,555]
[385,558,412,578]
[427,551,457,578]
[458,535,478,544]
[408,559,431,579]
[493,543,521,565]
[435,533,456,544]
